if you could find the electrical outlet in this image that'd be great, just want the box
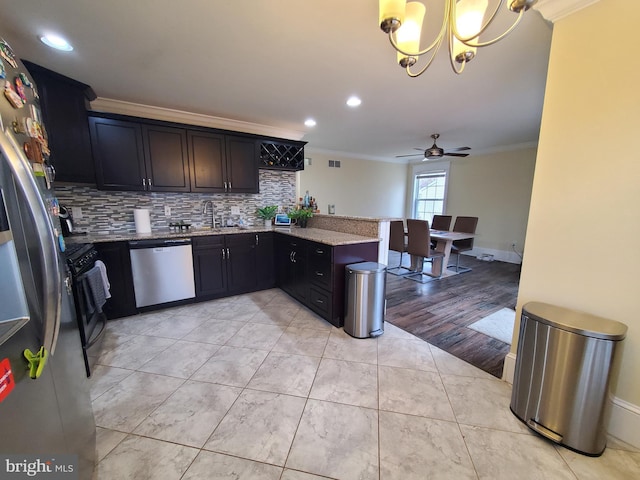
[164,206,171,217]
[72,206,83,220]
[230,206,240,215]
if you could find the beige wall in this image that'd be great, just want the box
[515,0,640,409]
[405,148,536,261]
[298,152,407,218]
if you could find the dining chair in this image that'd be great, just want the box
[387,220,411,276]
[406,219,445,283]
[430,214,452,250]
[448,216,478,273]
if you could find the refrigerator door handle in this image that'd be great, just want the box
[0,128,62,355]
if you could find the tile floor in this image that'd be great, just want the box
[89,289,640,479]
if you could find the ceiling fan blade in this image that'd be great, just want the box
[444,152,470,157]
[395,153,425,158]
[447,146,471,152]
[413,147,425,151]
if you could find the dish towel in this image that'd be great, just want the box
[82,266,107,315]
[94,260,111,300]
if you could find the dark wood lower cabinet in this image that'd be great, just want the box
[276,233,378,327]
[193,236,227,297]
[94,241,137,319]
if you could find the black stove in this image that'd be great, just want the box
[64,243,98,276]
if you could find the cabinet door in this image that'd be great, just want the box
[25,62,95,183]
[276,236,307,302]
[94,241,137,319]
[188,130,226,193]
[255,232,275,289]
[143,125,190,192]
[225,136,259,193]
[226,234,257,293]
[90,117,146,191]
[193,236,227,297]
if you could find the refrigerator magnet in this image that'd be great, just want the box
[14,76,27,104]
[0,358,16,404]
[0,39,17,68]
[18,72,32,88]
[4,80,24,108]
[0,59,5,79]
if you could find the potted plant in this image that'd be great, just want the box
[288,208,313,228]
[256,205,278,228]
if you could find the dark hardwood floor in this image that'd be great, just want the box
[385,252,521,378]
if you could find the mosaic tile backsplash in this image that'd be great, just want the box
[55,170,297,234]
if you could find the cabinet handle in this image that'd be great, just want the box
[227,248,230,258]
[224,181,228,191]
[255,234,259,245]
[148,178,152,187]
[315,271,323,277]
[316,249,324,254]
[142,178,146,187]
[316,299,324,304]
[222,249,226,259]
[228,181,232,189]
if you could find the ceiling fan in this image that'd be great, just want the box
[396,134,471,161]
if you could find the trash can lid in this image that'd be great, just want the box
[522,302,627,341]
[346,262,387,274]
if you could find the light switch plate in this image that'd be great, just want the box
[230,206,240,215]
[164,206,171,217]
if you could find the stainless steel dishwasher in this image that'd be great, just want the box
[129,238,195,308]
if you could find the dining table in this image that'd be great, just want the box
[409,230,476,278]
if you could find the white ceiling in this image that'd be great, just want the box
[0,0,553,163]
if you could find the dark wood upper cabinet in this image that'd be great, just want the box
[23,61,96,183]
[225,136,259,193]
[142,125,190,192]
[89,116,146,191]
[188,130,226,193]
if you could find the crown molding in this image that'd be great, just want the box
[533,0,600,22]
[89,97,306,141]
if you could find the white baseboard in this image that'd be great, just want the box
[502,352,640,448]
[465,247,522,264]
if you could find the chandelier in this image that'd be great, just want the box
[379,0,538,76]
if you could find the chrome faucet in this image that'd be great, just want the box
[202,200,220,228]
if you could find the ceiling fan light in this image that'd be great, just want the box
[452,0,488,63]
[379,0,406,33]
[395,2,426,66]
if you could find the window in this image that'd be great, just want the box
[413,171,447,222]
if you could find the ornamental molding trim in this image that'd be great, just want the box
[533,0,600,22]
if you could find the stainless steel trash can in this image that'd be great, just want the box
[344,262,386,338]
[510,302,627,456]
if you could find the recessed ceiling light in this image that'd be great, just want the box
[346,96,362,107]
[304,118,317,127]
[39,34,73,51]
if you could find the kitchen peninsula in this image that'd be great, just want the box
[69,224,380,328]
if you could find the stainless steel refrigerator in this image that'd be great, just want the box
[0,36,95,478]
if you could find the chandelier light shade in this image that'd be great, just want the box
[379,0,538,76]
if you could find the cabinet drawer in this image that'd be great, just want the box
[309,261,332,290]
[308,286,331,318]
[308,243,331,261]
[193,235,224,248]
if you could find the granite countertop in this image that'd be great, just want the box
[65,226,379,247]
[312,213,399,222]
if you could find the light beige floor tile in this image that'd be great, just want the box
[272,326,330,357]
[286,400,378,480]
[281,470,333,480]
[461,425,575,480]
[266,290,303,307]
[323,328,378,364]
[97,335,176,369]
[226,322,286,350]
[379,410,476,480]
[607,436,640,453]
[88,365,133,401]
[309,358,378,409]
[92,371,183,432]
[557,444,640,480]
[182,451,283,480]
[203,302,261,321]
[98,329,135,354]
[247,352,320,397]
[138,314,207,339]
[137,340,220,378]
[204,390,306,466]
[106,314,166,336]
[95,427,127,462]
[244,288,282,307]
[430,345,494,379]
[182,319,245,345]
[378,335,437,372]
[191,345,268,387]
[289,308,334,331]
[379,365,455,421]
[249,305,300,327]
[382,322,420,340]
[134,380,241,448]
[441,374,529,433]
[96,434,198,480]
